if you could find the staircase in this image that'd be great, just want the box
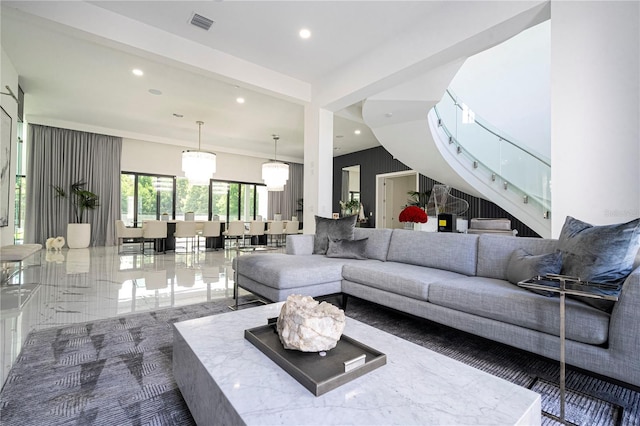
[362,72,551,238]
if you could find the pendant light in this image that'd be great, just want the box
[262,135,289,191]
[182,121,216,185]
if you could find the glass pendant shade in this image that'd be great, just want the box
[182,121,216,186]
[262,135,289,191]
[182,151,216,185]
[262,161,289,191]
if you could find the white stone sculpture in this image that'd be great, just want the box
[276,295,346,352]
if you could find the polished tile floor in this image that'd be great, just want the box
[0,244,280,386]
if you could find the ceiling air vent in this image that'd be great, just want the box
[190,13,214,31]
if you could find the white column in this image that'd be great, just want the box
[550,1,640,237]
[303,105,333,234]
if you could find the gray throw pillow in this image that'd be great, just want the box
[326,238,368,260]
[313,215,357,255]
[506,248,563,296]
[558,216,640,283]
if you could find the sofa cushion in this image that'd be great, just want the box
[235,253,360,289]
[506,249,563,287]
[386,230,478,276]
[558,216,640,283]
[477,234,558,280]
[342,262,467,301]
[326,238,368,260]
[313,215,357,255]
[354,228,393,261]
[428,276,610,345]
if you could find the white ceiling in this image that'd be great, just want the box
[1,1,446,162]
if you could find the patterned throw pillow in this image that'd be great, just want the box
[506,249,563,297]
[558,216,640,283]
[506,248,563,288]
[313,215,357,255]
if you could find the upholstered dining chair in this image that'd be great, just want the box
[283,220,300,245]
[247,220,266,247]
[115,220,143,254]
[265,220,284,246]
[199,220,221,250]
[142,220,168,254]
[223,221,247,248]
[174,221,198,253]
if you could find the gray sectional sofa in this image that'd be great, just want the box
[234,227,640,388]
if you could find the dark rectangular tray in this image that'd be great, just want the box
[244,322,386,396]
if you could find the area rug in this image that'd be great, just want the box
[1,297,639,426]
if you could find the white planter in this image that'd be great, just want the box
[67,223,91,249]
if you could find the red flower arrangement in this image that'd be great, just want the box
[399,205,428,223]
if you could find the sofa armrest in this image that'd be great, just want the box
[286,234,314,255]
[608,265,640,355]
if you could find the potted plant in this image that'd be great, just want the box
[339,199,360,217]
[53,180,100,249]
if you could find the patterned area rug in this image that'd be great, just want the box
[1,296,639,426]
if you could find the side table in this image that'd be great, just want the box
[518,274,622,425]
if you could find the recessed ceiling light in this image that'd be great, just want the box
[354,129,361,135]
[148,89,162,95]
[299,28,311,39]
[236,97,245,104]
[132,69,144,76]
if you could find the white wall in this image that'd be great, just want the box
[450,20,550,160]
[551,1,640,236]
[1,48,19,246]
[121,138,271,183]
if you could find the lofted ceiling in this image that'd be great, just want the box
[1,1,446,162]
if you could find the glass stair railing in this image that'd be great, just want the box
[433,89,551,220]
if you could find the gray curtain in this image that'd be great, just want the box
[24,124,122,246]
[268,162,303,221]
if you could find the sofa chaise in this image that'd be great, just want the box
[234,220,640,389]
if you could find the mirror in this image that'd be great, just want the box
[341,165,360,214]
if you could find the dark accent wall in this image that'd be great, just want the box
[333,146,539,238]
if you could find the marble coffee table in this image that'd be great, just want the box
[173,303,541,425]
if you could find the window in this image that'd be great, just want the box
[121,172,175,226]
[176,178,208,221]
[120,174,135,226]
[120,174,267,224]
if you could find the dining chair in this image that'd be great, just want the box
[223,221,247,249]
[283,220,300,245]
[174,221,198,253]
[142,220,168,254]
[247,220,266,247]
[115,220,143,254]
[265,220,284,246]
[199,220,221,250]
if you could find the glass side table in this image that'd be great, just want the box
[518,274,622,425]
